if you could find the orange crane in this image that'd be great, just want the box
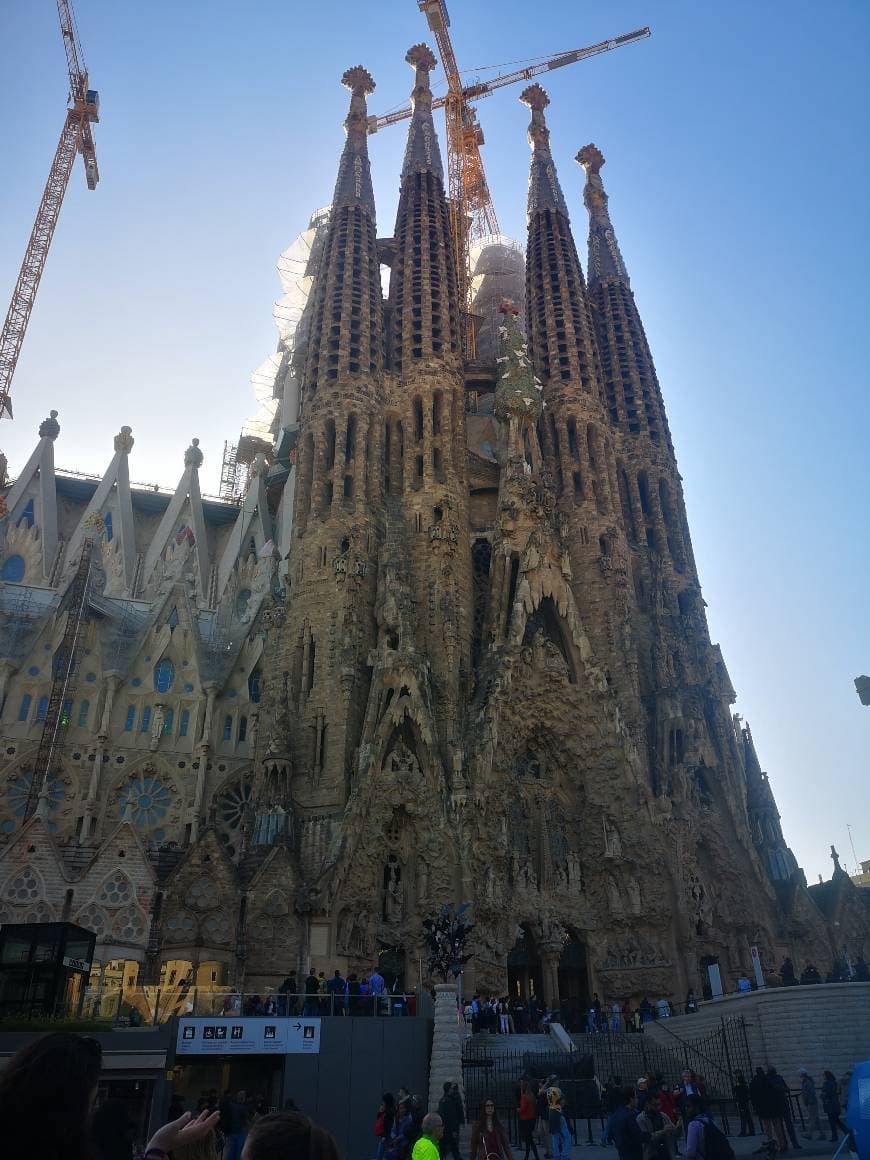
[0,0,100,420]
[370,3,649,355]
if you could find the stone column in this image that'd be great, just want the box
[541,948,561,1011]
[428,982,467,1115]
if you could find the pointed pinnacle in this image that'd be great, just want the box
[341,66,375,96]
[577,144,605,176]
[406,43,437,73]
[519,83,550,111]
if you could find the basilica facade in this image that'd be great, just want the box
[1,46,867,1013]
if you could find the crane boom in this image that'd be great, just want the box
[0,0,99,421]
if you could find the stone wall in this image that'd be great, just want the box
[646,983,870,1080]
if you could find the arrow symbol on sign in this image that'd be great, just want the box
[294,1022,302,1030]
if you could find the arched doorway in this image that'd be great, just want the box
[507,926,543,1001]
[557,932,590,1031]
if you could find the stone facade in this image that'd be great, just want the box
[1,46,868,1007]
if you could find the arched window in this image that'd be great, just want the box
[154,658,175,694]
[235,589,251,618]
[124,705,136,732]
[179,709,190,737]
[77,701,90,728]
[140,706,152,733]
[18,694,32,722]
[1,555,25,583]
[248,669,261,703]
[37,696,49,722]
[223,715,233,742]
[103,512,113,542]
[60,699,72,727]
[239,716,248,743]
[163,708,174,736]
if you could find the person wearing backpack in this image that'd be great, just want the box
[636,1091,679,1160]
[374,1094,397,1160]
[683,1096,734,1160]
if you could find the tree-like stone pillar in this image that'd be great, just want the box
[541,949,561,1011]
[428,982,467,1116]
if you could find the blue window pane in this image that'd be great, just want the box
[77,700,90,728]
[154,658,175,694]
[248,669,262,704]
[179,709,190,738]
[163,708,174,736]
[103,511,113,542]
[124,705,136,732]
[37,696,49,722]
[140,707,152,733]
[60,699,72,726]
[18,694,32,722]
[239,716,247,743]
[17,499,34,529]
[222,715,232,742]
[1,555,25,583]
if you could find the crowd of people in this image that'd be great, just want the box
[216,966,417,1018]
[779,956,869,987]
[464,992,703,1035]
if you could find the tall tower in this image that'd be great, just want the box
[521,86,638,710]
[276,66,384,812]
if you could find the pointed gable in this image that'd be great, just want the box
[3,410,61,582]
[217,456,274,598]
[142,439,210,603]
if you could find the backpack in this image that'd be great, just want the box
[374,1111,386,1138]
[703,1121,736,1160]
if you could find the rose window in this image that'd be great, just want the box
[187,874,218,912]
[165,910,196,940]
[5,867,41,903]
[201,911,231,943]
[8,773,64,819]
[214,779,254,860]
[114,908,146,942]
[98,871,134,908]
[118,775,171,829]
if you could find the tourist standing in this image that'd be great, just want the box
[798,1069,825,1141]
[374,1093,396,1160]
[732,1071,755,1137]
[821,1070,849,1143]
[220,1091,251,1160]
[413,1114,444,1160]
[609,1088,643,1160]
[304,968,320,1016]
[636,1091,679,1160]
[749,1068,785,1151]
[766,1066,799,1149]
[518,1081,541,1160]
[439,1082,465,1160]
[470,1099,512,1160]
[682,1097,719,1160]
[779,957,796,986]
[685,990,698,1014]
[370,965,387,1015]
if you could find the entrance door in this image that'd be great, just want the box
[557,934,589,1031]
[507,928,543,1001]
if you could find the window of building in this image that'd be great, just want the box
[103,511,113,542]
[17,499,34,529]
[235,589,251,618]
[154,658,175,694]
[140,706,152,733]
[179,708,190,737]
[59,699,72,727]
[124,705,136,732]
[37,696,49,722]
[223,715,233,742]
[1,555,25,583]
[248,669,262,704]
[18,694,32,722]
[163,707,174,735]
[238,716,248,743]
[77,700,90,729]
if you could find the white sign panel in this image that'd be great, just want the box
[749,945,766,989]
[175,1017,321,1056]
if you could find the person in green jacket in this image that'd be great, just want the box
[413,1114,444,1160]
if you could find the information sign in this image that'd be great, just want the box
[175,1017,321,1056]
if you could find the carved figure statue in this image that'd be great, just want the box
[150,704,166,749]
[384,854,404,923]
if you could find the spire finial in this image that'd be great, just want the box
[38,410,60,440]
[577,143,605,176]
[400,43,443,181]
[114,425,134,454]
[520,85,568,220]
[341,65,375,97]
[184,437,203,468]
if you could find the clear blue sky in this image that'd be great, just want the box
[1,1,868,883]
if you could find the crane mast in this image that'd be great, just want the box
[372,6,649,358]
[0,0,99,420]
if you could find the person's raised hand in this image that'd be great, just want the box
[146,1109,221,1154]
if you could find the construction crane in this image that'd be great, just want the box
[370,3,649,356]
[23,533,95,821]
[0,0,100,420]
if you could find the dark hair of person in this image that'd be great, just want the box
[0,1032,102,1160]
[823,1070,835,1082]
[383,1093,396,1109]
[621,1086,636,1106]
[475,1097,502,1126]
[245,1111,341,1160]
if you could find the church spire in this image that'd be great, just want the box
[576,144,628,283]
[304,66,384,395]
[332,66,377,217]
[389,44,459,371]
[401,44,444,182]
[521,84,569,220]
